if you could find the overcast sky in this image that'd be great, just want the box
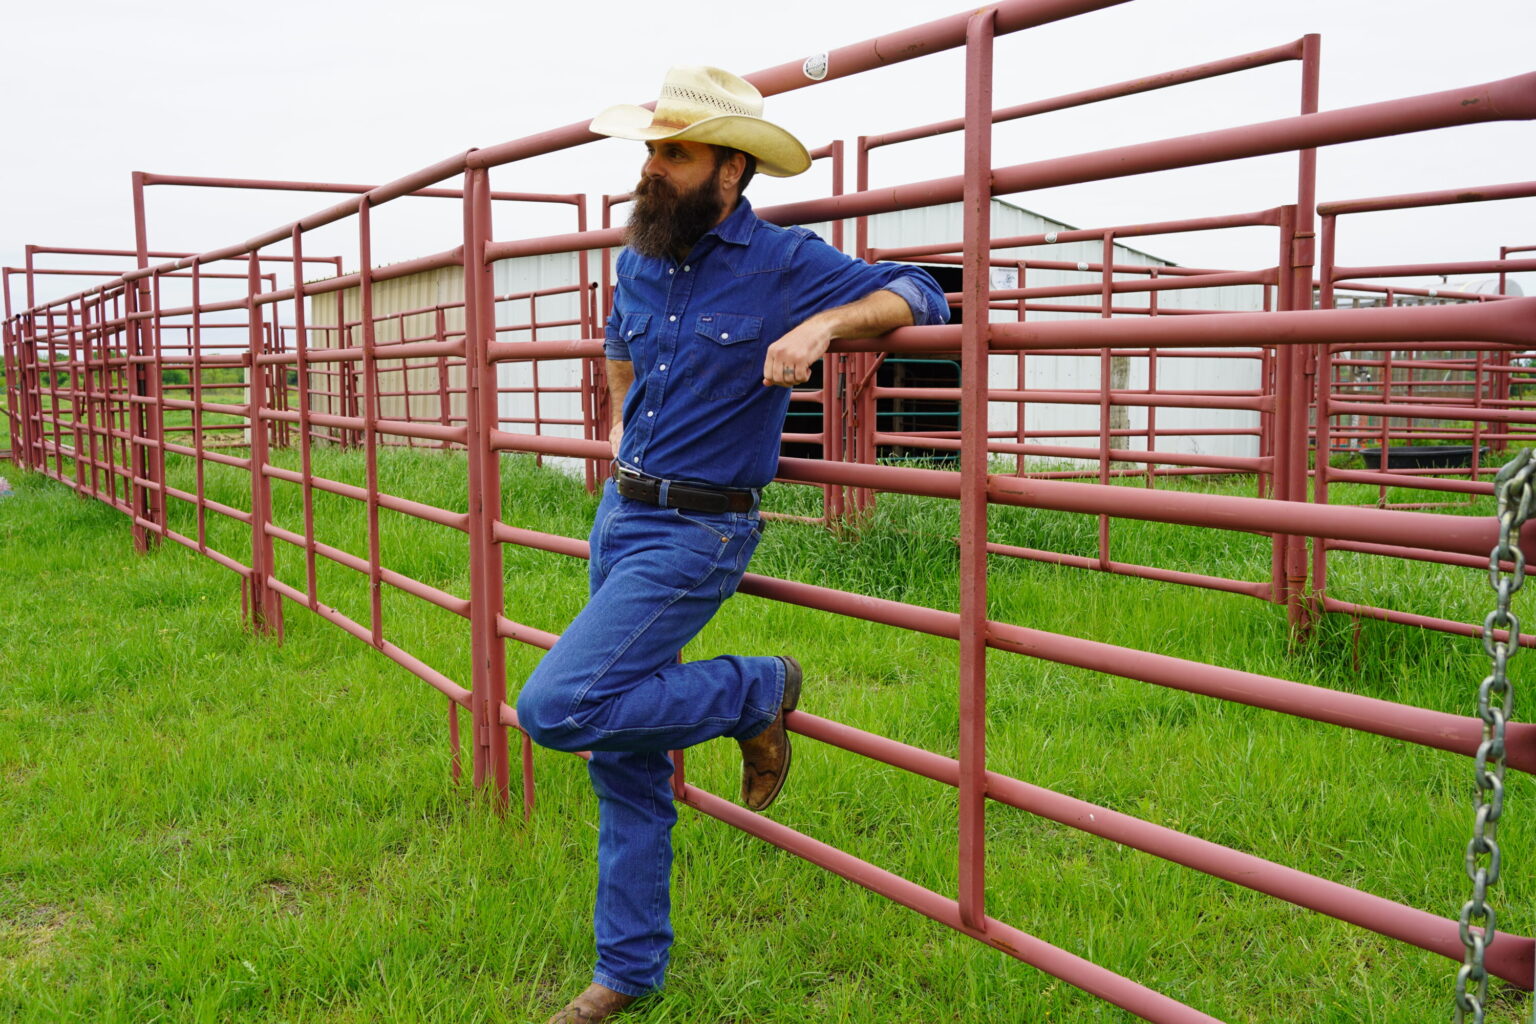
[3,0,1532,311]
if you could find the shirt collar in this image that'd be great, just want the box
[707,196,758,247]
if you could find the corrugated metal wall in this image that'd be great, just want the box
[493,251,589,434]
[866,200,1266,463]
[306,265,467,432]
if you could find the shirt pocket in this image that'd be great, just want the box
[686,313,765,401]
[617,312,651,345]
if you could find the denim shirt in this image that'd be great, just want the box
[603,197,950,490]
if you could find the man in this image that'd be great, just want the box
[515,65,948,1023]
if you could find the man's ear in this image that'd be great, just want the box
[719,150,747,194]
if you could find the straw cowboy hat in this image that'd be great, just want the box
[589,65,812,178]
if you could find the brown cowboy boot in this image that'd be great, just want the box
[738,656,802,811]
[546,982,639,1023]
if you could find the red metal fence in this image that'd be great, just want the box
[4,1,1536,1019]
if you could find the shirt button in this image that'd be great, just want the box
[721,332,730,340]
[647,410,654,417]
[683,265,691,272]
[667,268,675,275]
[668,315,677,322]
[658,363,668,371]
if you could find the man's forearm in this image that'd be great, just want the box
[762,289,913,387]
[605,358,634,456]
[606,359,634,425]
[811,288,914,341]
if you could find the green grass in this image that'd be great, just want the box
[2,440,1534,1023]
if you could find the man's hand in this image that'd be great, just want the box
[762,317,834,388]
[762,289,914,388]
[610,420,624,458]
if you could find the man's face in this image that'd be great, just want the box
[640,139,722,197]
[623,140,733,262]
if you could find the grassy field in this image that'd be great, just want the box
[2,432,1534,1023]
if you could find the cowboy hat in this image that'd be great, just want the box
[589,65,812,178]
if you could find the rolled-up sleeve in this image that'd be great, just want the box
[603,250,636,361]
[603,265,632,360]
[785,232,951,328]
[881,271,949,327]
[603,309,630,361]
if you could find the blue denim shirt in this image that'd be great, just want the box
[604,197,950,489]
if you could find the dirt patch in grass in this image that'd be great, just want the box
[0,903,73,967]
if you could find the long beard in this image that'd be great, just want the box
[624,170,725,262]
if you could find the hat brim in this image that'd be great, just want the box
[589,103,811,177]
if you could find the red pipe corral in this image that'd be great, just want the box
[5,1,1535,1019]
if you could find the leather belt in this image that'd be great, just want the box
[614,468,757,514]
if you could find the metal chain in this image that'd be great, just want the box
[1455,448,1535,1023]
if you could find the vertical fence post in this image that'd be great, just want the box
[86,295,104,501]
[34,307,49,476]
[191,262,208,554]
[117,290,133,498]
[129,173,163,550]
[1471,346,1486,480]
[529,292,545,469]
[1378,327,1395,506]
[2,319,19,465]
[1145,266,1160,488]
[289,229,320,610]
[435,305,453,448]
[87,295,106,502]
[123,278,154,551]
[1097,233,1115,568]
[1312,212,1340,609]
[1293,32,1322,630]
[271,279,291,450]
[14,317,28,471]
[149,270,169,543]
[334,269,351,446]
[957,6,995,935]
[1257,289,1274,500]
[21,314,37,471]
[245,252,282,636]
[5,297,25,469]
[1493,245,1514,454]
[1013,261,1029,477]
[596,200,617,493]
[0,273,14,467]
[1270,206,1298,613]
[358,202,386,648]
[462,165,511,808]
[824,138,848,523]
[25,310,43,474]
[573,199,598,491]
[101,294,117,505]
[43,305,57,480]
[67,302,85,497]
[48,306,63,483]
[851,134,877,520]
[25,250,45,480]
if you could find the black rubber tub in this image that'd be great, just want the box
[1358,445,1489,470]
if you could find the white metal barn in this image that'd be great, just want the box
[314,198,1266,474]
[490,198,1267,473]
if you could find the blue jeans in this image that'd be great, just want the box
[516,480,786,997]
